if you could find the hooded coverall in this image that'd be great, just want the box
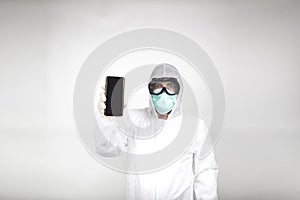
[95,63,219,200]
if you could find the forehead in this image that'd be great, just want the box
[152,81,175,85]
[151,77,178,83]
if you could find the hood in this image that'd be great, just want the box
[148,63,184,119]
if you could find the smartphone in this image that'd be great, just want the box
[104,76,125,116]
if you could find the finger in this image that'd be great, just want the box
[97,104,103,113]
[101,84,106,91]
[100,108,105,114]
[99,103,104,113]
[100,112,104,117]
[99,83,106,94]
[99,102,106,109]
[100,87,105,93]
[100,92,106,101]
[98,102,105,112]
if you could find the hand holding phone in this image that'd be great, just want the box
[98,85,109,118]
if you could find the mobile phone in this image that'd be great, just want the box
[104,76,125,116]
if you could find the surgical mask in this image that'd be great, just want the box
[151,92,177,114]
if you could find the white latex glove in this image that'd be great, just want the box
[97,84,114,120]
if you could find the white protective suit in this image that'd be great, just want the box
[95,63,219,200]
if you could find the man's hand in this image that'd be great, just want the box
[98,84,113,120]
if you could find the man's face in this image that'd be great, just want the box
[148,77,180,116]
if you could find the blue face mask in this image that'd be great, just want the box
[151,92,177,114]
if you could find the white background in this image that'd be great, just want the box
[0,1,299,199]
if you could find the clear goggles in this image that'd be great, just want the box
[148,77,180,95]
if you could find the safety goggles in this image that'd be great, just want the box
[148,77,180,95]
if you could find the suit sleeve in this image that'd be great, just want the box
[193,121,219,200]
[94,114,128,157]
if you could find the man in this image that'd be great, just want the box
[95,63,219,200]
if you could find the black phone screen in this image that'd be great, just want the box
[104,76,125,116]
